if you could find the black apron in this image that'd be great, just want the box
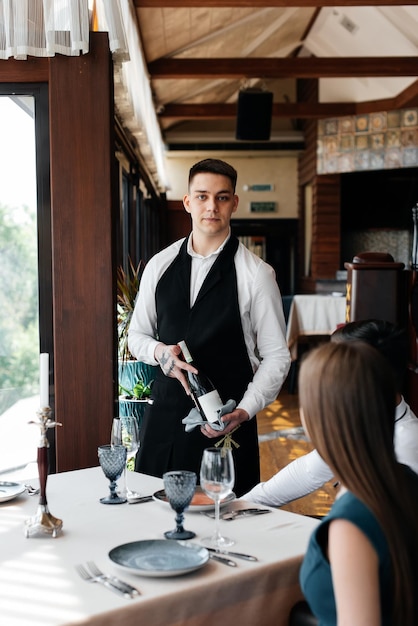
[135,235,259,496]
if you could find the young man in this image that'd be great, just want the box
[128,158,290,496]
[243,319,418,505]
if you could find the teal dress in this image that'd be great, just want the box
[300,491,393,626]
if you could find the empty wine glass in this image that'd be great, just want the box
[200,447,235,548]
[163,470,196,540]
[110,418,126,497]
[98,444,127,504]
[121,416,141,500]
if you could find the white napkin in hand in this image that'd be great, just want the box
[182,399,236,433]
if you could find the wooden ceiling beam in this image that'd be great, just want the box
[135,1,416,7]
[392,79,418,109]
[159,102,358,119]
[159,79,418,120]
[148,57,418,79]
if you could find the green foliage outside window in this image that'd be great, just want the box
[0,203,39,414]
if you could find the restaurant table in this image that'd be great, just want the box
[286,294,347,360]
[0,467,319,626]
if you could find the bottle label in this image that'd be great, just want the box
[198,390,224,423]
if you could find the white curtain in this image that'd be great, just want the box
[92,0,169,190]
[117,0,170,190]
[90,0,128,60]
[0,0,130,59]
[0,0,169,191]
[0,0,90,59]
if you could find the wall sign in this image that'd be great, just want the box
[250,201,276,213]
[244,183,274,192]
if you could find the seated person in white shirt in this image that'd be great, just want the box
[242,319,418,506]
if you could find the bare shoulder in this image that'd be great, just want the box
[329,518,378,562]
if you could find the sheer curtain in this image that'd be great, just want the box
[0,0,129,59]
[94,0,170,190]
[0,0,90,59]
[0,0,169,190]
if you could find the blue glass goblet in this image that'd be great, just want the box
[163,470,196,540]
[98,444,127,504]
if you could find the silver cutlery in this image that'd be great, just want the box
[127,494,154,504]
[203,508,272,521]
[208,553,237,567]
[221,508,272,521]
[75,564,134,598]
[206,547,258,562]
[86,561,140,597]
[24,484,40,496]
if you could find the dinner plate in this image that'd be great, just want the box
[109,540,209,577]
[0,481,25,503]
[153,486,235,512]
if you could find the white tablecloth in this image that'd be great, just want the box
[0,467,319,626]
[286,294,347,359]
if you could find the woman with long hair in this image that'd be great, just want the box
[299,341,418,626]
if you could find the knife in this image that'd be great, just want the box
[208,553,237,567]
[206,547,258,562]
[222,508,272,521]
[106,575,140,597]
[127,495,154,504]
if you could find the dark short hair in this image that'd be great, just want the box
[188,159,238,192]
[331,319,408,392]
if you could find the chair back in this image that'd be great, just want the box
[288,601,318,626]
[281,295,293,325]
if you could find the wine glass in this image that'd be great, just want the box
[200,447,235,548]
[110,418,126,497]
[163,470,197,540]
[98,444,127,504]
[121,416,141,500]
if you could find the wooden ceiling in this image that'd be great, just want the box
[130,1,418,146]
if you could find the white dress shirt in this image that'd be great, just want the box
[128,234,290,419]
[243,396,418,506]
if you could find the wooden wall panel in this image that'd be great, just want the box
[165,200,191,245]
[0,57,48,82]
[49,33,117,472]
[310,175,341,279]
[297,80,342,286]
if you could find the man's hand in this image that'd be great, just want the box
[201,407,249,438]
[154,343,197,395]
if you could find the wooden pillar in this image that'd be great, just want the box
[49,33,117,472]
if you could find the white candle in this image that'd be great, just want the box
[40,353,49,408]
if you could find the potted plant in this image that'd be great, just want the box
[117,258,155,425]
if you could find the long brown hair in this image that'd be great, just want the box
[299,341,418,625]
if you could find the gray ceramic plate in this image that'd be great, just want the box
[109,540,209,577]
[0,481,25,503]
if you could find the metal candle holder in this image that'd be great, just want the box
[25,407,63,538]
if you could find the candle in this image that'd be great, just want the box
[40,353,49,408]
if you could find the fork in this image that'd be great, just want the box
[86,561,140,597]
[75,564,133,598]
[24,484,40,496]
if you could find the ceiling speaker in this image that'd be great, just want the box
[235,89,273,141]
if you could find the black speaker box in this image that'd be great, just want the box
[235,90,273,141]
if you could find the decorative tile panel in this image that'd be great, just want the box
[317,107,418,174]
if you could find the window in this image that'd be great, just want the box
[0,86,52,479]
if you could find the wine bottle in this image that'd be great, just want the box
[178,340,224,424]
